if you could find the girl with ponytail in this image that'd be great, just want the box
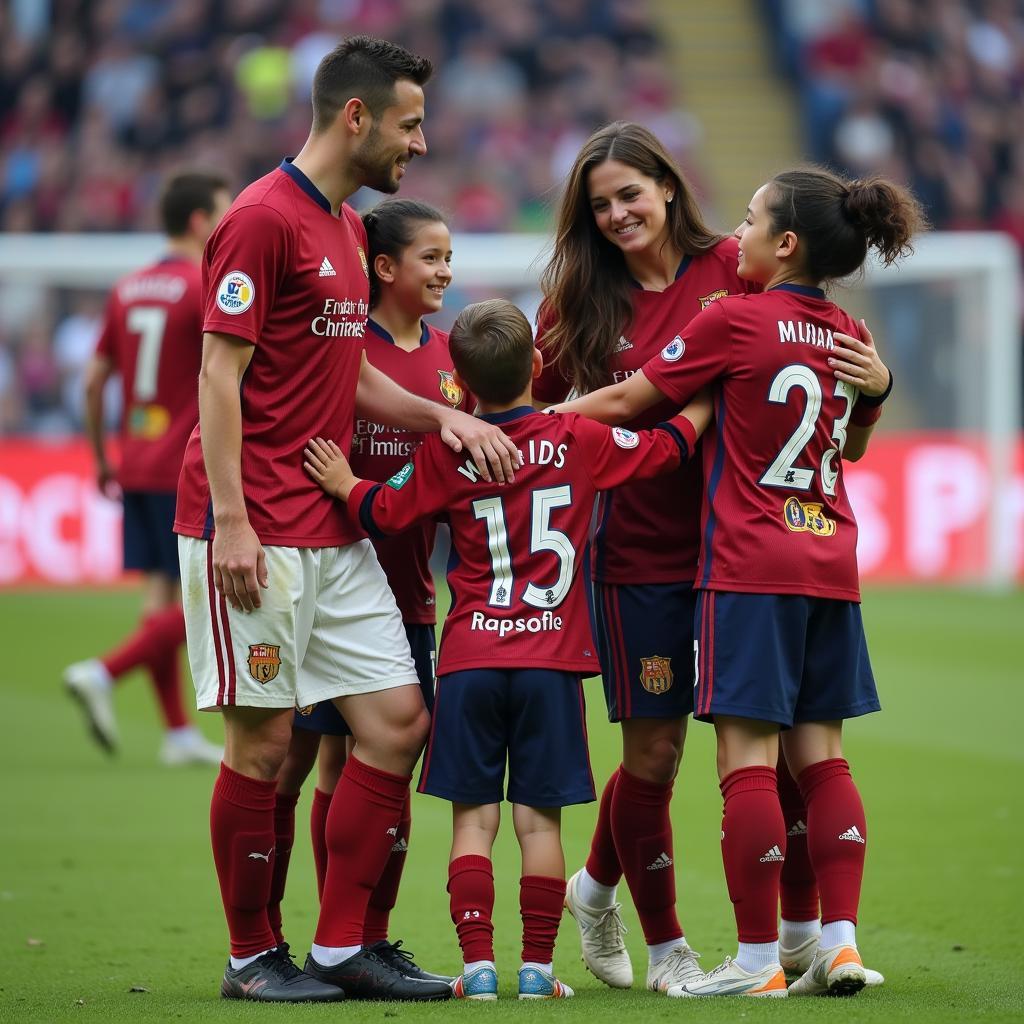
[549,167,924,999]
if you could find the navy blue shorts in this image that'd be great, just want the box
[592,581,696,722]
[418,669,596,808]
[293,622,436,736]
[693,591,880,728]
[123,491,179,577]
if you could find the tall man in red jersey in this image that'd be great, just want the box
[65,172,230,766]
[174,37,519,1003]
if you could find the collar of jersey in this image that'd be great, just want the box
[279,158,333,215]
[629,254,692,290]
[477,406,535,424]
[769,282,826,299]
[367,317,431,347]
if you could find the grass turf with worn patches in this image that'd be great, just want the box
[1,587,1022,1022]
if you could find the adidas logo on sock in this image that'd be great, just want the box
[391,838,408,853]
[787,819,808,837]
[645,852,673,871]
[319,257,336,277]
[759,844,785,863]
[838,825,865,844]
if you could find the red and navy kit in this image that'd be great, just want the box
[350,319,469,624]
[175,159,370,547]
[346,407,697,676]
[644,284,879,725]
[96,255,203,493]
[535,238,756,585]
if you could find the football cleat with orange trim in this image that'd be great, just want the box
[666,957,788,998]
[788,943,866,997]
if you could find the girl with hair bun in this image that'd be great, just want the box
[549,167,923,999]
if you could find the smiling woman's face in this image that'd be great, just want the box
[587,158,673,257]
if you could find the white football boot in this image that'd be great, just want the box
[646,941,703,993]
[64,659,118,753]
[667,956,787,998]
[563,869,633,988]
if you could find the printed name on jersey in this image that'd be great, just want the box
[639,655,673,694]
[783,496,837,537]
[470,610,564,638]
[614,335,634,353]
[386,463,414,490]
[612,426,640,449]
[699,288,729,309]
[661,335,685,361]
[457,439,568,481]
[247,643,281,683]
[216,271,255,314]
[437,369,463,407]
[778,320,836,349]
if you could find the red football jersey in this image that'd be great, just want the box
[347,407,697,675]
[350,319,470,624]
[95,255,202,492]
[535,237,758,585]
[175,161,370,546]
[644,284,864,601]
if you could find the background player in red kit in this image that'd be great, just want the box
[268,198,467,983]
[174,37,519,1004]
[64,171,230,766]
[535,121,757,993]
[303,299,710,1001]
[550,168,921,997]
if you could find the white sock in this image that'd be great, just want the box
[464,959,495,975]
[230,947,275,970]
[310,943,361,967]
[522,961,553,975]
[167,725,200,742]
[576,868,616,909]
[821,920,856,949]
[648,937,685,965]
[780,918,821,949]
[735,941,779,972]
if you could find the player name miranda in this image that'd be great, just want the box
[778,319,836,349]
[311,297,370,337]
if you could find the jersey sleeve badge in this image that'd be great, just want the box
[437,369,464,407]
[216,271,255,314]
[661,336,685,361]
[639,655,674,694]
[612,426,640,449]
[386,463,414,490]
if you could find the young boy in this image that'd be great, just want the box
[303,299,709,1000]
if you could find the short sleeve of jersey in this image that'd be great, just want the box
[567,413,690,490]
[643,300,733,405]
[202,203,292,344]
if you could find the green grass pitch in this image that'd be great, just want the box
[2,586,1022,1022]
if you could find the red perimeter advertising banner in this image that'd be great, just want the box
[1,436,1023,586]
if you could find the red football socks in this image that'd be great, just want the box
[364,790,411,944]
[210,764,278,957]
[777,754,819,922]
[314,756,410,948]
[720,765,786,943]
[448,855,495,963]
[310,787,331,901]
[521,875,566,964]
[798,758,866,925]
[266,790,299,946]
[585,766,623,887]
[611,766,681,943]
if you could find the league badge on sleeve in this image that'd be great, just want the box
[661,335,685,362]
[437,369,464,407]
[612,426,640,449]
[216,271,255,314]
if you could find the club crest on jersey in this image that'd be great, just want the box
[699,288,729,309]
[640,656,673,694]
[661,336,685,362]
[387,462,414,490]
[437,369,463,407]
[612,426,640,449]
[783,497,836,537]
[357,245,369,278]
[247,643,281,684]
[216,271,254,314]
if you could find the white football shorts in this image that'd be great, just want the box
[178,536,419,710]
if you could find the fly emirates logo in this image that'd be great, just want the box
[312,297,369,338]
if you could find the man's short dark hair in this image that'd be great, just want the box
[449,300,535,404]
[312,36,433,133]
[159,171,229,237]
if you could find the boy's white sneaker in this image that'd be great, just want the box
[788,943,866,997]
[63,660,118,753]
[645,942,703,993]
[563,869,632,988]
[666,957,787,998]
[781,934,883,987]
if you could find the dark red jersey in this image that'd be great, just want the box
[535,237,757,585]
[347,407,697,675]
[175,161,371,546]
[644,284,864,601]
[95,255,202,492]
[349,319,470,624]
